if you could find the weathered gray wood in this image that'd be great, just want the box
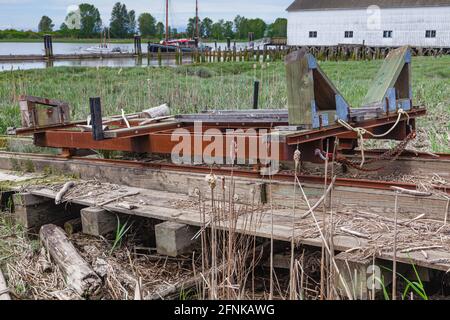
[3,153,447,220]
[28,184,450,273]
[103,120,179,139]
[141,104,170,119]
[285,48,314,126]
[39,224,101,297]
[176,110,289,124]
[19,95,70,129]
[55,181,75,205]
[81,207,117,237]
[362,46,410,107]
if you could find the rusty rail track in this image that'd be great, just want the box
[0,150,448,195]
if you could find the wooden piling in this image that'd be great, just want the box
[43,34,53,59]
[134,35,142,56]
[157,47,162,66]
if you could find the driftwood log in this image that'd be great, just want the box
[39,224,101,297]
[0,270,11,300]
[55,181,75,205]
[141,104,170,119]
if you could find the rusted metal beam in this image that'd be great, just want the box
[284,108,425,145]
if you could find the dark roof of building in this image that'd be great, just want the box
[287,0,450,11]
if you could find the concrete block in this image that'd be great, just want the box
[13,192,75,230]
[334,252,392,300]
[81,207,117,237]
[155,221,198,257]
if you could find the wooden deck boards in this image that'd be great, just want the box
[24,178,450,273]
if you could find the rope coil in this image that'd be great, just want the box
[337,109,410,167]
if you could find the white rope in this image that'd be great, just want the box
[337,109,410,167]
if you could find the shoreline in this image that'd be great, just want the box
[0,38,249,44]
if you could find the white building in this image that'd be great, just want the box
[287,0,450,47]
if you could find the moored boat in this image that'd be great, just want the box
[148,0,209,53]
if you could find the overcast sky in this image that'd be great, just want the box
[0,0,292,30]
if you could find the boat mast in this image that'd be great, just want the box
[165,0,169,41]
[195,0,199,40]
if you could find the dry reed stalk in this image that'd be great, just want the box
[392,191,399,301]
[290,149,300,300]
[210,184,218,300]
[328,139,339,300]
[320,142,330,299]
[444,199,450,226]
[295,175,354,300]
[268,174,275,300]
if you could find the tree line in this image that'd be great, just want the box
[2,2,286,40]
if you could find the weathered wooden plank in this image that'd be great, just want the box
[285,48,315,127]
[362,46,411,108]
[103,120,179,139]
[27,182,450,273]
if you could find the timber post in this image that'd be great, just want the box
[89,97,104,141]
[158,47,162,66]
[43,34,54,60]
[134,35,142,56]
[253,80,260,110]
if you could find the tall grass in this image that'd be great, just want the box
[0,56,448,151]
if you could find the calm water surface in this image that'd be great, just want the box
[0,41,250,71]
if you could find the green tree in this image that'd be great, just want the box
[79,3,102,37]
[156,22,165,39]
[234,15,247,39]
[138,13,156,36]
[268,18,287,37]
[38,16,54,32]
[223,21,234,39]
[60,23,68,31]
[186,17,198,38]
[200,17,213,38]
[247,18,267,39]
[128,10,136,35]
[211,20,224,40]
[110,2,129,38]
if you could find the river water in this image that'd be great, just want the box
[0,41,251,71]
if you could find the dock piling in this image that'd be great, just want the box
[134,35,142,56]
[43,34,54,59]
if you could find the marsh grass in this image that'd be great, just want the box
[0,56,448,151]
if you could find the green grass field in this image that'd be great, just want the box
[0,56,448,152]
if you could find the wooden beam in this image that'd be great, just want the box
[103,120,179,139]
